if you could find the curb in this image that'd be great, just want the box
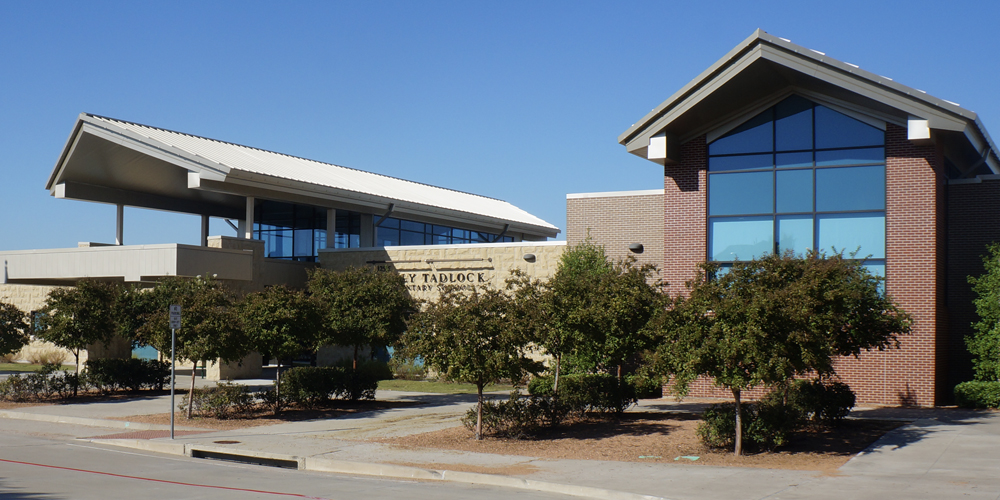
[0,410,203,432]
[90,438,669,500]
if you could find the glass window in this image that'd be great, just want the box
[293,228,313,257]
[776,151,813,168]
[814,106,884,149]
[817,213,885,258]
[708,111,774,156]
[816,165,885,212]
[776,169,813,213]
[708,153,773,172]
[708,171,773,216]
[377,227,400,247]
[816,147,884,166]
[709,216,774,261]
[777,215,813,256]
[775,96,813,151]
[400,230,424,246]
[379,217,400,229]
[400,220,423,232]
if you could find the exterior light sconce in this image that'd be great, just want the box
[628,243,644,254]
[523,253,536,262]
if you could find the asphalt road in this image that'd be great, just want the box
[0,421,566,500]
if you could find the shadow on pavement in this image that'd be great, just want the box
[0,477,64,500]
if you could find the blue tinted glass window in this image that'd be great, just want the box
[816,165,885,212]
[377,227,400,246]
[293,228,313,257]
[776,151,813,168]
[709,171,773,216]
[400,220,424,232]
[379,217,400,229]
[814,106,884,149]
[777,215,813,256]
[708,111,774,155]
[709,216,773,261]
[708,153,773,172]
[816,147,884,166]
[776,169,812,213]
[817,213,885,258]
[400,230,423,246]
[775,96,813,151]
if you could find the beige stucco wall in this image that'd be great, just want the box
[318,241,566,303]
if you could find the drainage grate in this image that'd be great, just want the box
[190,449,299,469]
[212,440,241,444]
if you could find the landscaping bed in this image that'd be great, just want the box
[374,410,903,472]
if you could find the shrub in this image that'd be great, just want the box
[954,381,1000,409]
[0,364,83,401]
[84,358,169,393]
[697,397,802,451]
[278,365,379,406]
[528,373,637,414]
[626,373,663,399]
[787,379,856,424]
[388,357,426,381]
[26,349,67,366]
[462,390,570,438]
[180,382,259,419]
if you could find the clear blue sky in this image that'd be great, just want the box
[2,1,997,249]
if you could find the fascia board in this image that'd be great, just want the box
[46,114,88,191]
[624,45,765,153]
[78,116,231,180]
[618,29,766,146]
[202,173,560,238]
[963,121,1000,174]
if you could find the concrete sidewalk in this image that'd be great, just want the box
[1,390,998,500]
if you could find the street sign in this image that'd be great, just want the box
[169,304,182,329]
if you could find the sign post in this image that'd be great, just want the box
[168,305,181,440]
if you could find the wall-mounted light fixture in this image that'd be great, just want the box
[628,243,644,254]
[523,253,536,262]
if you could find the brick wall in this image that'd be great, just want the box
[565,191,664,279]
[662,136,708,298]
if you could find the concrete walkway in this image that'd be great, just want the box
[1,389,998,500]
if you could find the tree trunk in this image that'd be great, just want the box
[187,363,197,419]
[72,349,80,397]
[353,345,358,371]
[475,383,484,440]
[553,353,561,394]
[733,387,743,456]
[274,359,281,415]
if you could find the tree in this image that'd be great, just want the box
[547,239,664,385]
[137,276,249,418]
[401,285,541,439]
[0,302,30,357]
[968,243,1000,382]
[241,285,321,412]
[38,281,118,376]
[308,267,416,370]
[658,252,911,456]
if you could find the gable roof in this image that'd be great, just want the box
[47,114,559,238]
[619,29,999,175]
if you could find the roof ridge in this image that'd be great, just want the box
[83,113,506,203]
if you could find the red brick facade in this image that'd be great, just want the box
[662,136,708,298]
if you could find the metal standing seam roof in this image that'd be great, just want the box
[74,114,559,234]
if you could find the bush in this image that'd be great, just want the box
[279,365,380,407]
[0,364,83,401]
[697,397,802,451]
[180,382,259,419]
[388,357,426,380]
[954,381,1000,409]
[785,379,856,424]
[84,358,169,393]
[626,373,663,399]
[528,373,637,415]
[462,390,570,438]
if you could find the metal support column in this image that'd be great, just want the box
[201,215,210,247]
[115,204,124,245]
[243,196,255,239]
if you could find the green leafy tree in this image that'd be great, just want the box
[241,285,321,412]
[548,239,664,385]
[38,280,118,381]
[658,252,911,456]
[137,276,249,418]
[968,243,1000,382]
[401,285,541,439]
[0,302,30,357]
[308,267,416,370]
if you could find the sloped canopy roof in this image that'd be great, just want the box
[47,114,559,238]
[619,29,999,176]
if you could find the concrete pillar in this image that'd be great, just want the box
[201,215,210,247]
[243,196,255,239]
[326,208,336,249]
[115,204,124,245]
[360,213,375,247]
